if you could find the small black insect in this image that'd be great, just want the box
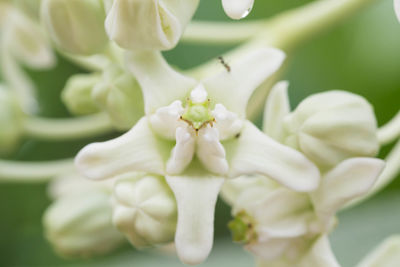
[218,56,231,72]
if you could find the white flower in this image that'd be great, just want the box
[222,0,254,20]
[41,0,109,55]
[75,48,321,265]
[221,83,385,266]
[265,82,379,170]
[223,157,384,266]
[105,0,200,51]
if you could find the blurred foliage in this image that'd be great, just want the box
[0,0,399,266]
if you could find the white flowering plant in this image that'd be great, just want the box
[0,0,400,267]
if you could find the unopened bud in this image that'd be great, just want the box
[112,174,177,248]
[41,0,108,55]
[2,5,55,69]
[92,65,144,130]
[43,190,124,258]
[0,85,23,155]
[62,73,101,115]
[284,91,379,169]
[105,0,199,51]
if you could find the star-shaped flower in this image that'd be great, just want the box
[75,48,320,265]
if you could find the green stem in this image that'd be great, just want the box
[183,21,265,45]
[23,112,113,140]
[378,111,400,146]
[183,0,379,50]
[259,0,378,51]
[0,158,74,183]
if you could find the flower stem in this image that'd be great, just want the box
[259,0,379,51]
[378,111,400,146]
[0,158,74,183]
[23,112,113,140]
[183,21,265,45]
[183,0,379,49]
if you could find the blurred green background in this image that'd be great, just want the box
[1,0,400,266]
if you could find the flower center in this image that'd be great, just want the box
[180,98,215,133]
[228,211,257,244]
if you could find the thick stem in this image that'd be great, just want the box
[23,113,113,140]
[378,111,400,145]
[261,0,378,51]
[183,0,378,49]
[0,159,74,183]
[183,21,265,45]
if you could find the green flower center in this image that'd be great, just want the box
[180,98,215,132]
[228,211,257,244]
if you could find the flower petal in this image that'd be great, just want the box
[149,100,185,140]
[105,0,199,50]
[125,51,197,114]
[395,0,400,22]
[222,0,254,20]
[263,81,291,142]
[203,48,285,118]
[166,126,196,174]
[298,235,340,267]
[234,186,312,240]
[357,235,400,267]
[166,175,224,265]
[227,121,320,192]
[212,103,244,140]
[311,158,385,226]
[246,239,292,262]
[197,127,229,175]
[75,118,165,180]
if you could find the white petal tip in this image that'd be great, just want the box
[177,244,212,265]
[190,84,208,103]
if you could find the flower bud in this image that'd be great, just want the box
[41,0,108,55]
[14,0,41,18]
[105,0,199,51]
[92,65,144,130]
[112,174,177,248]
[62,73,101,115]
[0,85,23,155]
[283,91,379,169]
[2,5,55,69]
[43,190,124,258]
